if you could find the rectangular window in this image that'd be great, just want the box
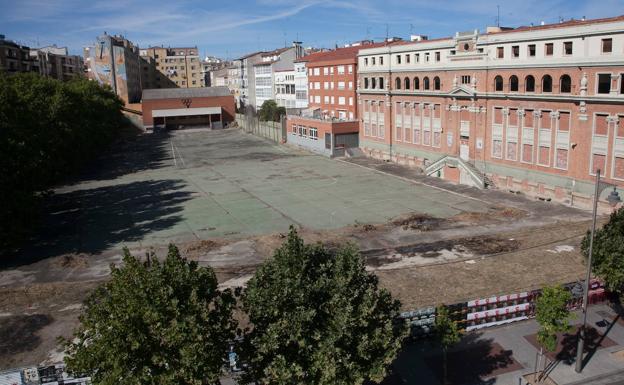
[338,96,346,105]
[379,56,384,65]
[330,67,334,74]
[348,65,353,74]
[602,38,613,53]
[406,54,410,63]
[461,75,471,84]
[396,55,401,64]
[337,81,345,90]
[497,47,504,59]
[621,74,624,94]
[435,52,440,61]
[324,96,329,103]
[528,44,536,57]
[348,81,353,90]
[512,45,519,58]
[415,53,420,63]
[323,67,329,75]
[331,96,335,104]
[313,68,320,76]
[545,43,554,56]
[597,73,611,94]
[564,41,573,55]
[364,58,368,66]
[314,95,321,103]
[349,97,353,106]
[337,65,345,74]
[372,57,376,65]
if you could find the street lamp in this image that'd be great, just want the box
[575,169,621,373]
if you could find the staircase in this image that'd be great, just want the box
[426,156,490,189]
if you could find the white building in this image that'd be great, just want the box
[294,61,308,108]
[274,69,296,108]
[253,42,304,108]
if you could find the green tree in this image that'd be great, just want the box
[434,305,461,385]
[258,99,284,122]
[241,227,407,385]
[63,245,237,385]
[581,207,624,303]
[0,72,126,250]
[535,285,573,351]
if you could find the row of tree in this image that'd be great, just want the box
[0,73,126,250]
[63,228,421,385]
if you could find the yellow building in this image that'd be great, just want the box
[140,46,204,89]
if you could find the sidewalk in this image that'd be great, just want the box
[385,303,624,385]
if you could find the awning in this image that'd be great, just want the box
[153,107,221,118]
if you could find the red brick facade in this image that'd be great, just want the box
[358,16,624,207]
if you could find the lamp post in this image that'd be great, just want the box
[575,169,621,373]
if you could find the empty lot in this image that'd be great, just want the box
[0,128,593,369]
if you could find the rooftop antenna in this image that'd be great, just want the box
[283,31,287,47]
[496,5,500,27]
[385,23,389,41]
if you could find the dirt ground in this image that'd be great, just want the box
[0,211,595,369]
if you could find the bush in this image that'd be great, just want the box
[0,72,126,250]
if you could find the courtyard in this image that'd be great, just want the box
[0,128,598,369]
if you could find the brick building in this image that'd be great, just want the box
[357,15,624,207]
[286,42,386,156]
[0,34,36,74]
[142,87,235,130]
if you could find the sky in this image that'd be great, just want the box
[1,0,623,59]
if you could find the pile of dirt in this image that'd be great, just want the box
[459,237,520,254]
[184,239,221,255]
[452,207,527,224]
[392,213,443,231]
[53,254,88,269]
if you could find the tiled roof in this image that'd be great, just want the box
[142,86,231,100]
[299,42,392,64]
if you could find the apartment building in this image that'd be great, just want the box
[0,34,36,73]
[84,33,142,104]
[294,61,308,108]
[239,51,264,109]
[30,45,83,81]
[140,46,203,88]
[357,15,624,207]
[253,43,304,108]
[274,69,296,108]
[201,56,226,87]
[287,42,385,156]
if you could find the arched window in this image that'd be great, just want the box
[424,76,430,90]
[404,77,410,90]
[414,77,420,90]
[371,77,376,89]
[494,75,503,91]
[379,77,384,89]
[433,76,441,90]
[525,75,535,92]
[364,78,369,89]
[510,75,519,92]
[542,75,552,92]
[560,75,571,93]
[395,77,401,90]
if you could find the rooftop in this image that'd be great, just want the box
[142,86,232,100]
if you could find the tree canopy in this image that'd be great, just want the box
[258,99,286,122]
[240,227,407,385]
[581,207,624,301]
[535,285,573,351]
[433,305,461,385]
[63,245,237,385]
[0,73,126,250]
